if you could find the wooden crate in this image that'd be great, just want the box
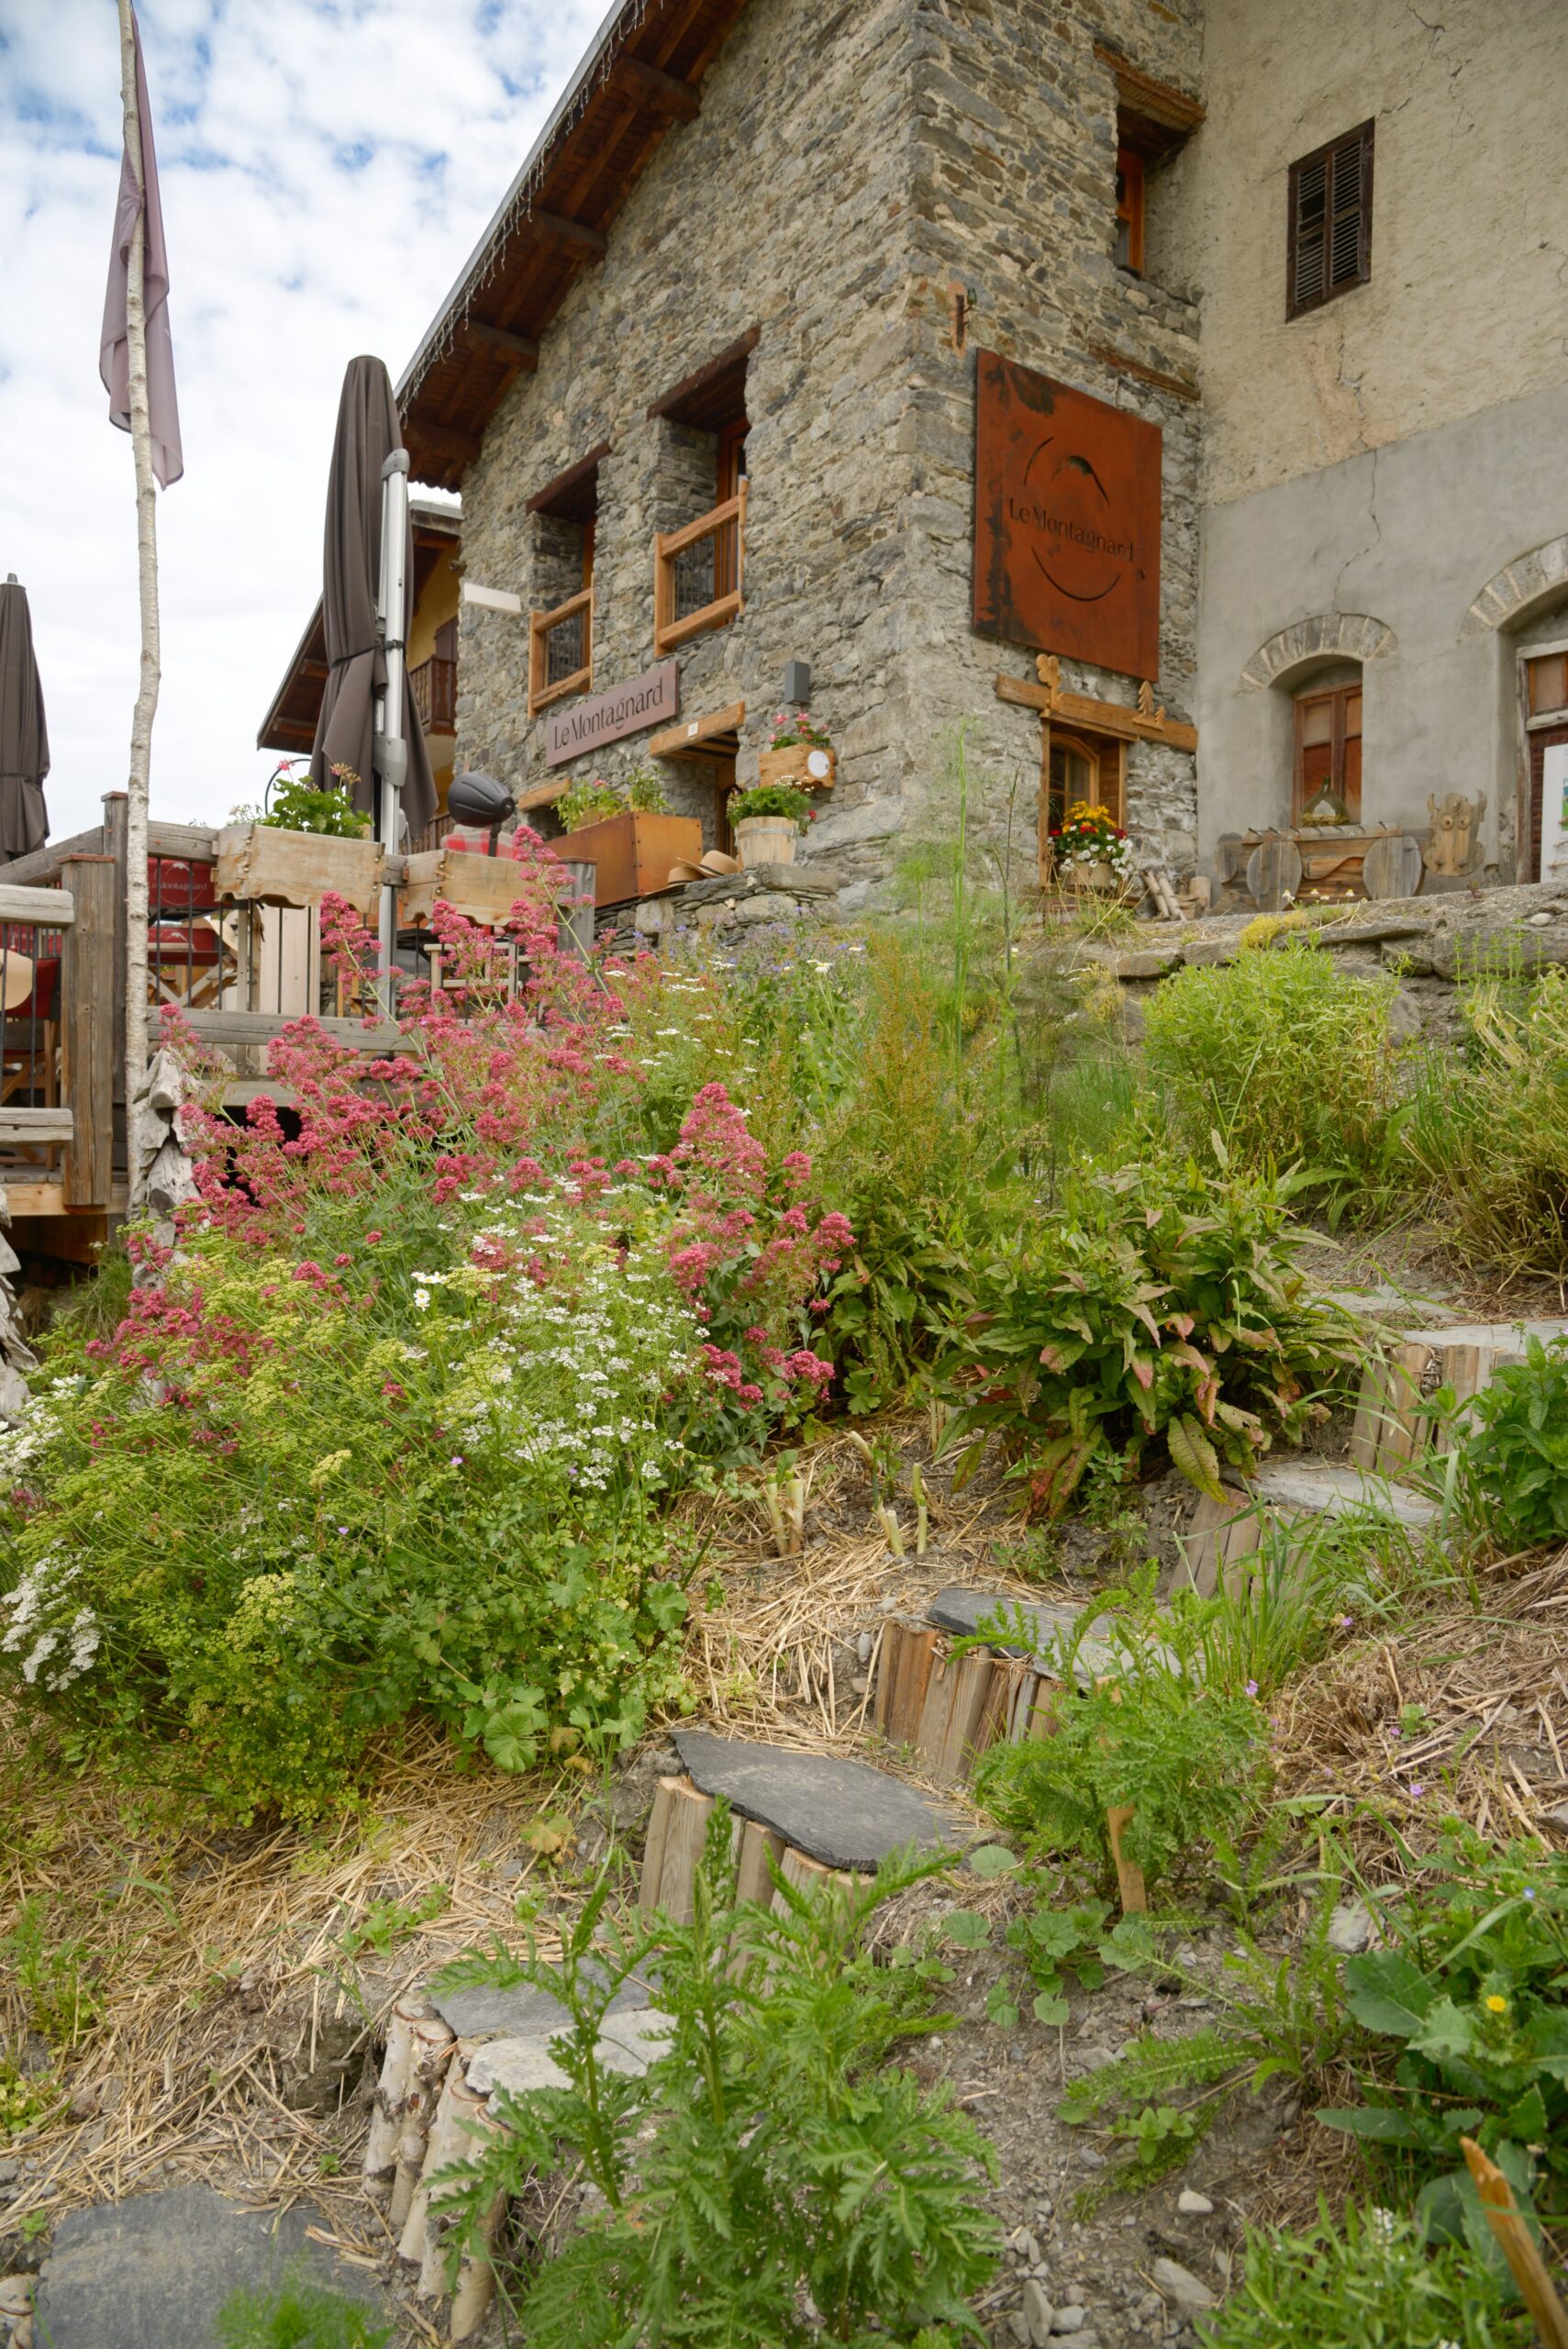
[213,824,384,918]
[398,848,535,930]
[557,812,704,907]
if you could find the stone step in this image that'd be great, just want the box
[1178,1461,1444,1598]
[28,2184,388,2349]
[671,1726,965,1873]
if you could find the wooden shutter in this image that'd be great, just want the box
[1287,121,1373,318]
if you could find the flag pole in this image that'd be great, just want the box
[116,0,157,1124]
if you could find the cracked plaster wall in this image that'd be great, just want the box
[1169,0,1568,509]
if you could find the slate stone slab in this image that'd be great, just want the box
[468,2010,669,2115]
[30,2185,384,2349]
[432,1962,656,2043]
[926,1586,1121,1685]
[672,1730,963,1872]
[1250,1460,1440,1531]
[1396,1318,1568,1352]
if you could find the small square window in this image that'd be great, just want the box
[1287,121,1373,318]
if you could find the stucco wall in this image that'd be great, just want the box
[1175,0,1568,509]
[1195,377,1568,874]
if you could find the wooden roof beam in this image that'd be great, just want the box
[411,421,483,465]
[532,209,608,259]
[616,55,701,118]
[464,319,539,369]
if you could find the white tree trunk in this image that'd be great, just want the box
[117,0,157,1127]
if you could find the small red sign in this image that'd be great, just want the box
[973,352,1162,681]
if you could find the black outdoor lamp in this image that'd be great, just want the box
[447,769,513,855]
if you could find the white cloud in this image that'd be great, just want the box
[0,0,604,837]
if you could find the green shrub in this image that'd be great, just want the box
[431,1837,999,2347]
[1200,2202,1530,2349]
[241,762,371,839]
[728,781,814,827]
[1142,944,1407,1202]
[1454,1334,1568,1548]
[973,1605,1270,1888]
[1318,1834,1568,2252]
[943,1153,1361,1511]
[1404,966,1568,1277]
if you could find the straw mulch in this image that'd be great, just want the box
[1269,1543,1568,1876]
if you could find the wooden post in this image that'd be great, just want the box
[60,856,117,1210]
[115,0,158,1123]
[1460,2138,1568,2349]
[1106,1805,1148,1914]
[101,794,129,1119]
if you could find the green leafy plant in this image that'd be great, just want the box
[973,1608,1270,1889]
[622,762,670,814]
[245,761,371,839]
[557,774,628,831]
[943,1152,1361,1512]
[728,782,814,828]
[2,1896,99,2048]
[766,708,832,751]
[1404,963,1568,1278]
[1198,2200,1531,2349]
[217,2274,394,2349]
[1452,1335,1568,1548]
[1317,1835,1568,2259]
[0,2061,51,2137]
[336,1887,449,1961]
[1142,942,1408,1208]
[1000,1883,1151,2025]
[431,1831,999,2346]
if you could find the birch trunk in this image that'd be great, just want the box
[117,0,157,1125]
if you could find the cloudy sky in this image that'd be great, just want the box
[0,0,606,838]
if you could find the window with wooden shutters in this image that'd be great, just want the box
[1287,122,1373,319]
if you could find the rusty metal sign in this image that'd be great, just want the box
[973,351,1161,681]
[545,660,680,767]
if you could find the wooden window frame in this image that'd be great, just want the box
[1115,146,1145,274]
[1286,120,1373,320]
[1292,682,1362,823]
[1524,641,1568,726]
[653,482,746,657]
[528,586,593,717]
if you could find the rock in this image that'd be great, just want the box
[672,1729,964,1872]
[1052,2307,1088,2332]
[1112,949,1182,981]
[733,891,801,925]
[1151,2257,1218,2311]
[1328,1899,1376,1954]
[431,1960,657,2043]
[29,2185,386,2349]
[1428,925,1568,982]
[1385,987,1426,1042]
[1179,940,1236,967]
[1529,910,1554,927]
[1318,916,1430,949]
[1176,2189,1214,2215]
[856,1630,873,1664]
[1020,2279,1056,2344]
[805,797,904,852]
[1248,1461,1440,1534]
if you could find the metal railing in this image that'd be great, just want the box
[654,482,745,656]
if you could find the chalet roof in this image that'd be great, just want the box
[395,0,751,492]
[257,501,461,757]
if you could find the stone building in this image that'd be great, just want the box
[263,0,1568,900]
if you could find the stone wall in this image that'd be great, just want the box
[450,0,1207,906]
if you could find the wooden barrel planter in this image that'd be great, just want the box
[734,816,799,869]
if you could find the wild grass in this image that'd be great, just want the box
[1142,943,1408,1208]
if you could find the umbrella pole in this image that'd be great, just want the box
[374,450,410,1017]
[116,0,158,1134]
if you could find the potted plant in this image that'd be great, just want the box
[1049,800,1138,896]
[757,709,836,794]
[215,762,384,916]
[551,765,702,907]
[728,781,813,869]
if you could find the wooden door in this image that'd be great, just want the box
[1529,722,1568,882]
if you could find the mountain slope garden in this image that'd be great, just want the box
[3,845,1568,2344]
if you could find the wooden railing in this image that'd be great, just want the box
[0,863,116,1213]
[528,587,593,716]
[409,652,457,732]
[654,482,745,656]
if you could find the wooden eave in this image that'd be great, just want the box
[1094,43,1206,160]
[396,0,751,492]
[257,518,459,756]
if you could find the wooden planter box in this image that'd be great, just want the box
[398,848,535,930]
[757,743,836,793]
[557,811,703,907]
[214,824,384,918]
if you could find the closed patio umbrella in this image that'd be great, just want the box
[309,356,435,841]
[0,578,50,863]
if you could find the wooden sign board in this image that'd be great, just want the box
[973,351,1161,681]
[545,661,679,767]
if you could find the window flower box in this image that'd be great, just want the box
[757,743,836,794]
[398,845,534,930]
[212,824,384,918]
[555,811,704,907]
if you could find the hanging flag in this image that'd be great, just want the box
[100,6,183,488]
